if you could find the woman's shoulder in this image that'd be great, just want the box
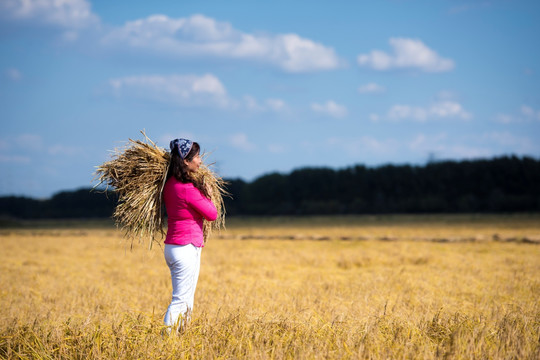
[181,182,207,199]
[183,182,199,193]
[165,177,191,191]
[166,176,187,185]
[168,178,197,190]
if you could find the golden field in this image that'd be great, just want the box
[0,214,539,359]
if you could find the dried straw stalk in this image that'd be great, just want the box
[94,131,227,249]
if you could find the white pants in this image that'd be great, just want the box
[163,243,202,331]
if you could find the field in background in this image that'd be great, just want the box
[1,214,539,359]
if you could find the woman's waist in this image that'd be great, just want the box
[167,218,203,232]
[167,216,203,225]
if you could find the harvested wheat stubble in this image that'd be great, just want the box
[94,131,227,249]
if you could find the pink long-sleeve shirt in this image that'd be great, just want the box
[163,177,217,247]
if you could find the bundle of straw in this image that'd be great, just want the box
[94,131,227,249]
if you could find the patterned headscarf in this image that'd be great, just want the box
[170,138,193,159]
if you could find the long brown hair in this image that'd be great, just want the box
[167,142,209,197]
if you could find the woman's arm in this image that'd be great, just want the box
[186,184,218,221]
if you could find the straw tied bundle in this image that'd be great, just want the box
[95,132,227,249]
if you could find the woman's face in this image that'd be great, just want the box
[184,152,202,173]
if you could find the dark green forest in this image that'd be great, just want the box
[1,156,539,220]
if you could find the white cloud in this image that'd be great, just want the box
[358,82,385,94]
[430,101,471,119]
[521,105,534,117]
[408,131,539,160]
[2,8,339,72]
[1,134,81,162]
[408,133,492,159]
[0,154,31,163]
[61,30,79,42]
[325,129,540,165]
[495,105,540,123]
[442,145,494,159]
[242,96,287,112]
[355,136,398,154]
[494,113,516,124]
[277,33,341,72]
[5,68,22,81]
[327,129,539,164]
[388,105,428,121]
[408,133,448,152]
[326,136,400,157]
[109,74,288,112]
[267,144,286,154]
[311,100,348,118]
[265,99,286,112]
[109,73,230,108]
[243,96,263,111]
[47,144,81,156]
[101,14,341,73]
[385,101,471,121]
[229,133,256,152]
[0,134,43,164]
[521,105,540,120]
[448,2,496,14]
[369,113,380,122]
[0,134,42,152]
[435,90,459,101]
[404,133,458,158]
[357,38,455,72]
[481,132,538,153]
[15,134,43,150]
[0,0,99,28]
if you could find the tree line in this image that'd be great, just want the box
[1,155,539,220]
[224,155,540,215]
[0,188,118,220]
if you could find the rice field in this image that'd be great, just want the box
[1,214,539,359]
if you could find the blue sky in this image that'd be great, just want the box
[1,0,539,198]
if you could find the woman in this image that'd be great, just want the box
[163,138,217,333]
